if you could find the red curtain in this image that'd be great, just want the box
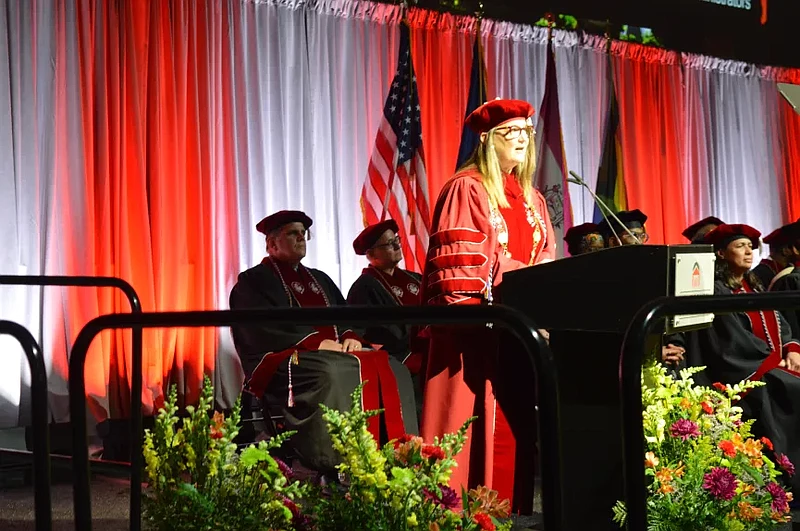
[612,41,688,244]
[71,0,218,417]
[776,68,800,222]
[407,9,474,204]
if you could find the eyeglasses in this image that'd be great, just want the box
[494,125,534,140]
[622,232,649,244]
[372,236,402,250]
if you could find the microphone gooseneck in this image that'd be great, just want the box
[567,171,642,245]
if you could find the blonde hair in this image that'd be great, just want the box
[459,125,537,209]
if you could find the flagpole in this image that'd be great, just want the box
[381,0,411,222]
[475,3,485,104]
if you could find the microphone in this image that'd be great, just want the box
[567,170,642,245]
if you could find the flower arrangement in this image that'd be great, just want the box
[143,379,513,531]
[613,363,795,530]
[142,377,307,531]
[310,384,513,531]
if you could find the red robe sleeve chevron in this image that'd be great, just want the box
[423,171,528,306]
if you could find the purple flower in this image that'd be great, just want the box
[423,485,461,510]
[669,419,700,441]
[777,453,795,477]
[766,482,790,513]
[702,467,737,500]
[275,457,294,479]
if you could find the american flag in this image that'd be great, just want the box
[360,23,430,273]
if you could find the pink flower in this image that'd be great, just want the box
[703,467,737,500]
[275,457,294,479]
[777,453,795,477]
[669,419,700,441]
[766,482,790,513]
[423,485,461,510]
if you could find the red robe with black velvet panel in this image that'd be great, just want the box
[420,167,554,508]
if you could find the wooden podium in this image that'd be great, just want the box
[499,244,713,529]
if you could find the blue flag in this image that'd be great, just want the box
[455,33,487,170]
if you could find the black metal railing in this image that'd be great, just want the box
[67,305,562,530]
[0,320,51,531]
[620,292,800,531]
[0,275,143,530]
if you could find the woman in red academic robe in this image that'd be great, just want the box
[421,99,555,511]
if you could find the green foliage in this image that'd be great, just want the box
[142,377,306,531]
[613,363,793,530]
[534,14,577,30]
[310,384,513,531]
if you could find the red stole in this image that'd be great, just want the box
[362,266,421,306]
[735,280,796,382]
[500,176,546,265]
[246,257,405,441]
[267,257,339,341]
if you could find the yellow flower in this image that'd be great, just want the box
[407,513,418,527]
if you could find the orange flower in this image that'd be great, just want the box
[210,411,226,440]
[738,482,755,497]
[743,438,763,458]
[718,440,737,458]
[731,433,745,452]
[737,501,764,521]
[655,468,673,484]
[645,452,659,469]
[750,457,764,468]
[760,437,774,451]
[673,463,685,478]
[658,483,675,494]
[679,398,692,410]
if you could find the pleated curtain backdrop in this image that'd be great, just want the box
[2,0,800,426]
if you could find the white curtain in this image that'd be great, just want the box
[0,0,61,427]
[682,54,788,238]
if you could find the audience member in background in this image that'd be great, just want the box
[421,98,554,512]
[672,223,800,494]
[229,210,417,475]
[752,220,800,290]
[597,209,649,246]
[681,216,723,243]
[563,222,604,256]
[765,221,800,336]
[346,219,425,415]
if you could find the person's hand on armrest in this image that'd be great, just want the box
[780,351,800,373]
[342,338,363,352]
[319,339,344,352]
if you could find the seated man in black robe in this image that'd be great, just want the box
[229,210,418,474]
[596,209,649,247]
[765,220,800,335]
[681,216,723,243]
[752,221,800,289]
[346,220,424,414]
[563,222,604,256]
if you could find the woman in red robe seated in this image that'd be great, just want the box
[421,99,555,512]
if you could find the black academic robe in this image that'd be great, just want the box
[229,260,418,472]
[752,258,780,290]
[768,266,800,337]
[345,269,422,363]
[675,279,800,493]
